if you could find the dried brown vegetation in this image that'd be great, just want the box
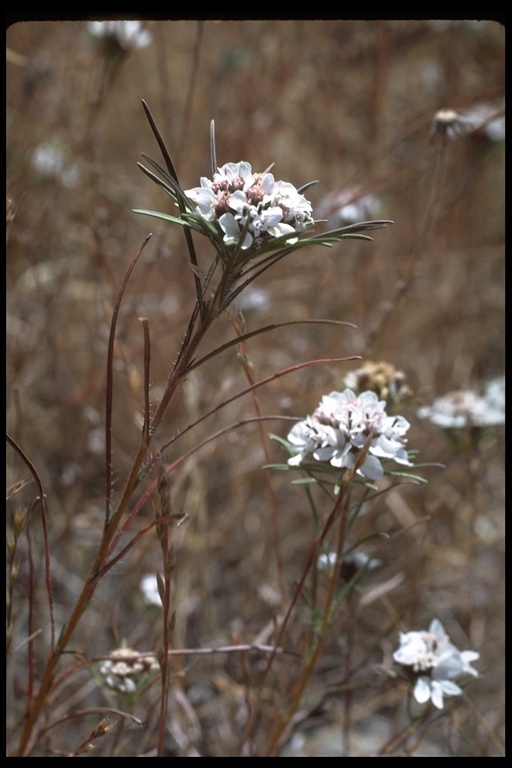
[6,19,504,756]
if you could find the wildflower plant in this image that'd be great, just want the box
[8,101,393,757]
[6,22,503,757]
[258,371,436,753]
[417,377,504,657]
[135,113,391,317]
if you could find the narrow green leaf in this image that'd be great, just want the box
[133,209,196,228]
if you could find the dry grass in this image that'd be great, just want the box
[6,19,504,757]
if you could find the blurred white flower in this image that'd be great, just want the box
[318,549,382,580]
[418,379,505,429]
[483,114,505,142]
[31,143,80,188]
[339,194,380,224]
[429,102,504,144]
[483,375,505,416]
[393,618,479,709]
[463,101,505,142]
[287,389,412,480]
[236,286,270,311]
[430,108,474,141]
[316,186,381,225]
[99,646,159,696]
[184,161,314,250]
[87,20,152,49]
[140,573,162,607]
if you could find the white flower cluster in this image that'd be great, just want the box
[287,389,412,481]
[99,647,158,695]
[418,376,505,429]
[31,143,81,189]
[87,20,152,50]
[316,185,381,226]
[184,161,314,250]
[393,619,479,710]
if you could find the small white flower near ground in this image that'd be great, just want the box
[393,618,479,709]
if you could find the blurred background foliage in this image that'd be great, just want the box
[6,19,504,756]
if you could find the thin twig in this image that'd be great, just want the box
[140,318,151,444]
[105,235,152,520]
[6,435,54,653]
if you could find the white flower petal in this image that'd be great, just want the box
[430,681,445,709]
[358,454,384,480]
[439,679,463,697]
[460,650,480,677]
[413,677,432,704]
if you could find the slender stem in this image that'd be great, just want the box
[16,292,219,755]
[105,235,152,518]
[140,318,151,444]
[149,302,216,431]
[177,21,204,160]
[6,436,55,654]
[260,442,372,756]
[228,311,285,600]
[464,432,480,644]
[263,486,350,756]
[239,483,346,756]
